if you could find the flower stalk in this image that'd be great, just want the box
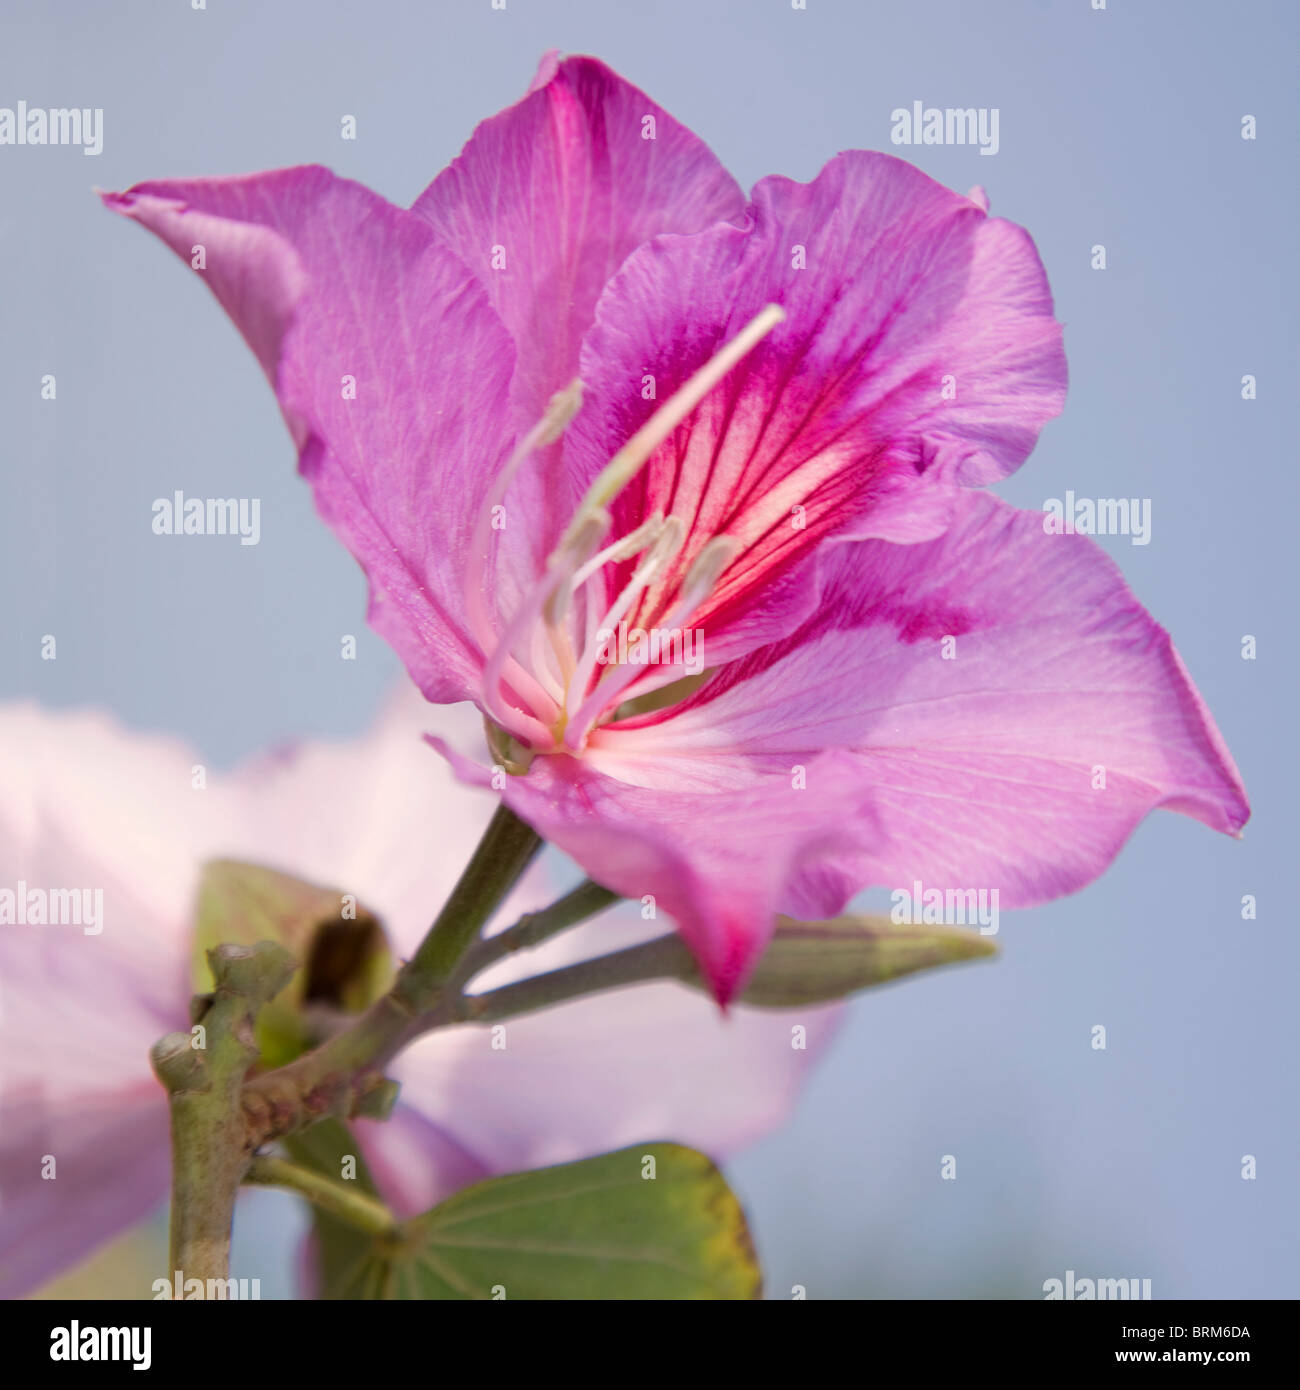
[239,804,544,1143]
[454,934,694,1024]
[397,803,544,1003]
[244,1155,397,1237]
[451,878,621,984]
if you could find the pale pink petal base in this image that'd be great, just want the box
[567,491,1248,971]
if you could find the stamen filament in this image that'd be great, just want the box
[568,512,668,596]
[556,305,786,552]
[463,381,583,741]
[529,619,567,705]
[539,512,664,684]
[465,379,583,656]
[562,520,704,749]
[477,308,783,759]
[482,511,610,747]
[562,534,739,751]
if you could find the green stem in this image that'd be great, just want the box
[455,933,696,1025]
[240,804,541,1141]
[453,879,621,984]
[397,803,544,1005]
[151,941,296,1285]
[244,1155,396,1237]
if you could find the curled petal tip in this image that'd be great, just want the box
[527,48,563,93]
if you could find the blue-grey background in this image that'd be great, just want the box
[3,0,1295,1298]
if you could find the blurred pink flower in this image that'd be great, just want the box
[104,53,1245,1003]
[0,689,839,1298]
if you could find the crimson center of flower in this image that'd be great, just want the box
[467,304,786,763]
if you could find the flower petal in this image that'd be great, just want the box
[413,54,746,434]
[563,150,1064,652]
[600,490,1248,910]
[0,705,216,1295]
[230,690,846,1180]
[103,170,517,703]
[352,1106,491,1222]
[0,1091,169,1299]
[431,738,872,1004]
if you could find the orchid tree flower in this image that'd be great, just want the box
[0,691,845,1299]
[103,52,1247,1009]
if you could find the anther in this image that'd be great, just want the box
[679,534,742,608]
[542,508,613,629]
[538,379,585,444]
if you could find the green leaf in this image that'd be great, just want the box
[284,1120,388,1301]
[332,1143,761,1300]
[192,859,392,1066]
[723,912,998,1008]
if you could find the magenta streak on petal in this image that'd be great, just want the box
[412,55,749,577]
[561,150,1066,690]
[585,493,1248,948]
[100,55,1250,1010]
[102,172,516,709]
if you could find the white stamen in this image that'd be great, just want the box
[562,530,736,752]
[556,305,785,552]
[563,517,686,728]
[568,512,667,598]
[473,307,782,756]
[481,509,606,746]
[544,511,667,666]
[542,508,613,629]
[537,379,584,445]
[466,377,584,655]
[678,534,742,609]
[529,617,567,704]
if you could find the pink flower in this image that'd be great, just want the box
[0,690,839,1297]
[103,54,1247,1002]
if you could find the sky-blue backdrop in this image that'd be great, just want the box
[3,0,1295,1298]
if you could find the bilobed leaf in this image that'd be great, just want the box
[336,1143,761,1300]
[723,912,997,1008]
